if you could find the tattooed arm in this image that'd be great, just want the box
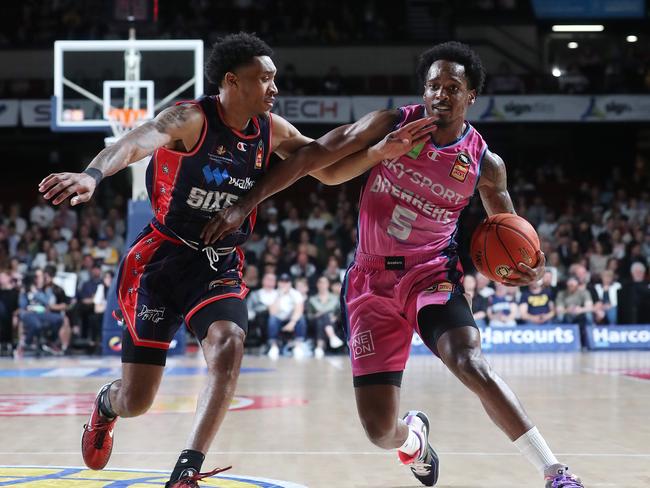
[39,104,204,206]
[477,150,545,286]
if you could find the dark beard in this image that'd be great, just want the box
[433,118,450,129]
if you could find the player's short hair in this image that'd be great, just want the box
[417,41,486,94]
[205,32,273,89]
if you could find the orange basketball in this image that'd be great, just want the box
[470,213,541,283]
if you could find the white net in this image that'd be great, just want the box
[105,108,150,202]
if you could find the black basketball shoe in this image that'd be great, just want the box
[397,411,440,486]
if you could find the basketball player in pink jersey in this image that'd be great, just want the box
[205,42,584,488]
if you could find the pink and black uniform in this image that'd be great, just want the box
[116,96,272,365]
[343,104,487,383]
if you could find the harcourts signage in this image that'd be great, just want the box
[585,325,650,350]
[479,325,581,353]
[410,324,581,355]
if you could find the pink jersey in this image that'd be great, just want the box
[357,104,487,258]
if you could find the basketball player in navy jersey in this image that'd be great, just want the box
[39,33,436,487]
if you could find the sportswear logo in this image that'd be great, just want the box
[449,152,472,182]
[203,165,230,187]
[351,330,375,359]
[406,142,424,159]
[228,176,255,190]
[426,281,454,293]
[209,278,241,289]
[137,305,166,323]
[495,265,512,278]
[236,141,247,151]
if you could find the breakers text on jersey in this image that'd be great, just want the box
[187,187,240,211]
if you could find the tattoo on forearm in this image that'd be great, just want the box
[154,107,188,133]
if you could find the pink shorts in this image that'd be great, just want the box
[343,251,464,377]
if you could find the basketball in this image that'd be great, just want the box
[470,213,541,283]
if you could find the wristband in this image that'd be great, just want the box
[83,168,104,185]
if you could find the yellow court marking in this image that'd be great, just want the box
[0,467,308,487]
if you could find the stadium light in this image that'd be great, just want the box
[552,67,562,77]
[568,42,578,49]
[552,25,604,32]
[627,35,638,43]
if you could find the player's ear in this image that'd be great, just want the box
[468,90,477,105]
[224,72,238,88]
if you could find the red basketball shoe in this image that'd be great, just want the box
[165,466,232,487]
[81,383,118,470]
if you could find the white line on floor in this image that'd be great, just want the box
[2,451,649,457]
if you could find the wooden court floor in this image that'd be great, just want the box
[0,351,649,487]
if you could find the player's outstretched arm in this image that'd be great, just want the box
[310,114,439,185]
[38,104,203,206]
[477,150,545,286]
[200,111,438,244]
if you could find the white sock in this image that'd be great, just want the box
[513,426,559,473]
[398,426,422,456]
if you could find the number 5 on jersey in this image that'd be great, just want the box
[387,204,417,240]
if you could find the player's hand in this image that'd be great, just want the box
[369,116,438,161]
[201,204,249,245]
[282,321,296,333]
[38,172,96,206]
[502,251,546,287]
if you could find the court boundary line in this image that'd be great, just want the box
[2,451,649,457]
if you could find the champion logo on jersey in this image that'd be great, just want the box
[236,141,247,151]
[449,152,472,182]
[255,140,264,169]
[202,164,230,187]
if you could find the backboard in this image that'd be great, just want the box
[52,39,204,132]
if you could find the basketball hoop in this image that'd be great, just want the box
[107,108,148,138]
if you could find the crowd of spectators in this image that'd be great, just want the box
[0,195,125,356]
[3,1,650,98]
[1,153,650,358]
[0,0,404,48]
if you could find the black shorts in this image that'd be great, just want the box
[116,224,249,366]
[353,293,477,388]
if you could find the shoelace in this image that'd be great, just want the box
[550,475,582,488]
[410,460,432,476]
[83,416,114,449]
[175,466,232,486]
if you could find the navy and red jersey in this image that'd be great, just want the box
[145,95,273,247]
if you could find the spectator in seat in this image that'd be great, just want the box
[476,272,495,299]
[43,266,71,354]
[519,281,555,325]
[617,262,650,324]
[289,250,317,287]
[308,276,344,358]
[17,269,66,353]
[322,255,344,284]
[246,272,278,347]
[242,264,260,291]
[29,195,55,229]
[487,283,518,326]
[556,277,594,326]
[89,270,113,352]
[592,270,621,325]
[72,264,102,341]
[0,271,19,354]
[267,274,306,359]
[463,274,488,326]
